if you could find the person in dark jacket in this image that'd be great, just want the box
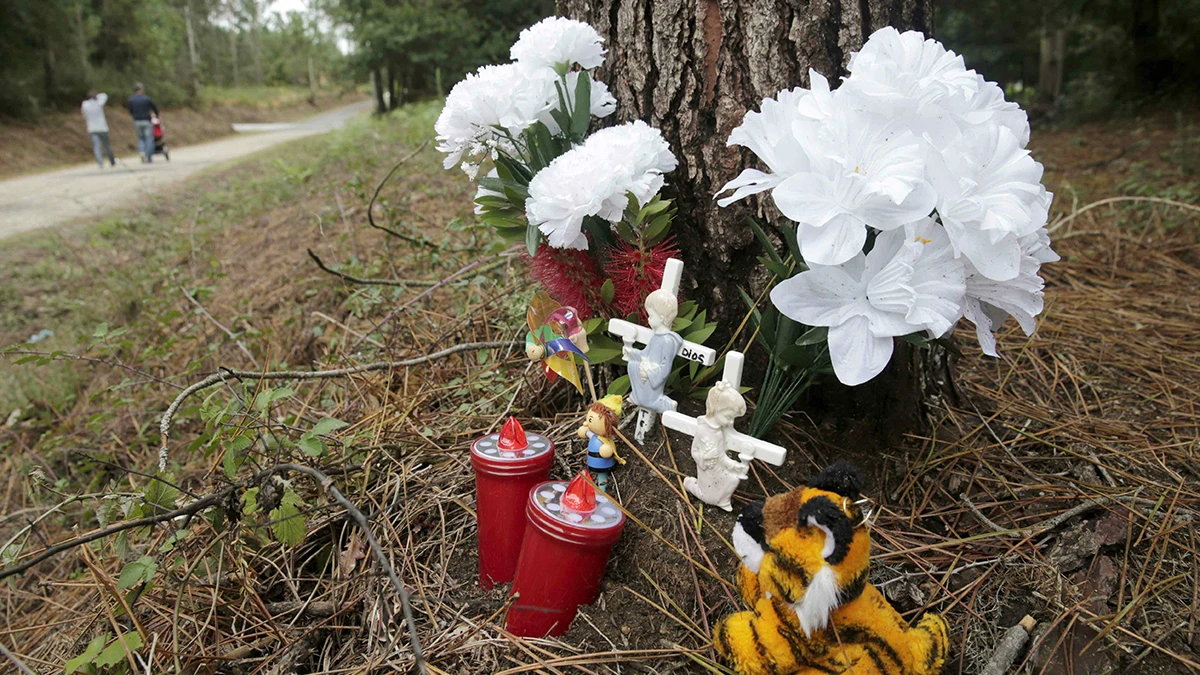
[127,83,160,163]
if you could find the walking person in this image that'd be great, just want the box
[81,91,116,169]
[127,83,160,163]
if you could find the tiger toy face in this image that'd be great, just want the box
[716,462,949,675]
[732,461,869,636]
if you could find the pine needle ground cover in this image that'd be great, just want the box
[1,103,1198,674]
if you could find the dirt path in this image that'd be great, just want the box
[0,101,373,240]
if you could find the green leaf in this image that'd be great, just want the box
[600,279,615,306]
[525,224,540,256]
[311,417,348,436]
[684,321,717,345]
[298,435,326,457]
[570,72,591,138]
[746,217,782,264]
[586,334,624,364]
[143,475,180,514]
[242,487,260,516]
[65,634,108,674]
[94,632,143,669]
[93,323,109,338]
[795,326,829,347]
[271,502,306,546]
[760,257,792,280]
[116,556,157,590]
[901,332,930,349]
[607,374,631,396]
[642,213,672,244]
[582,318,605,333]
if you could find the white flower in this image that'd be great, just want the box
[585,120,677,214]
[963,227,1057,356]
[511,17,605,74]
[845,27,980,116]
[474,169,503,215]
[526,149,620,250]
[715,72,834,207]
[525,121,677,250]
[947,74,1030,147]
[931,123,1051,281]
[772,99,937,266]
[770,223,964,386]
[539,71,617,135]
[435,64,551,173]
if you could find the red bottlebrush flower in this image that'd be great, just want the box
[523,246,609,319]
[603,237,681,320]
[562,470,597,514]
[498,417,527,451]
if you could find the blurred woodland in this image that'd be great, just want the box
[0,0,554,119]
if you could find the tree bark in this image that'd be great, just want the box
[372,68,387,114]
[558,0,949,452]
[386,62,399,110]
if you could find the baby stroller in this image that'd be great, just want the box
[151,114,170,161]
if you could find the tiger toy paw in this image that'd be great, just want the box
[713,462,950,675]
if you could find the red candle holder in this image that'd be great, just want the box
[505,479,626,637]
[470,418,555,590]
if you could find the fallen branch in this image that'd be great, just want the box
[158,340,520,468]
[0,483,237,581]
[3,349,183,390]
[268,464,425,673]
[349,249,518,351]
[1048,196,1200,234]
[367,140,436,248]
[179,285,259,367]
[981,615,1037,675]
[307,249,438,287]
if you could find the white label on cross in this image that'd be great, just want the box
[661,350,787,466]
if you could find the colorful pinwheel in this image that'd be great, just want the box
[526,291,590,394]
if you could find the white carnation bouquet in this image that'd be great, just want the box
[718,27,1058,390]
[436,17,677,260]
[435,17,715,373]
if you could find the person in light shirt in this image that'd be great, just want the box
[81,91,116,169]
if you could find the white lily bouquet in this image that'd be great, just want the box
[718,27,1058,387]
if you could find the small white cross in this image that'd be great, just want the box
[662,352,787,466]
[608,259,717,367]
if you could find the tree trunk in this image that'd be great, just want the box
[372,68,387,114]
[558,0,949,453]
[1132,0,1166,89]
[185,1,201,101]
[386,62,398,110]
[230,27,240,87]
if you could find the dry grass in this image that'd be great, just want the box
[0,104,1198,675]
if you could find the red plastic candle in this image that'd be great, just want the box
[505,479,626,637]
[470,418,554,590]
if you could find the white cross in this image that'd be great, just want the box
[607,258,717,367]
[661,352,787,466]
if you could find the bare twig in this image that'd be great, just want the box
[980,616,1036,675]
[349,249,517,351]
[367,140,436,247]
[0,641,36,675]
[268,464,425,673]
[1048,196,1200,234]
[3,349,183,390]
[306,249,437,287]
[158,340,520,463]
[179,286,260,368]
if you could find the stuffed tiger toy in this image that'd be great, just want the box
[714,462,949,675]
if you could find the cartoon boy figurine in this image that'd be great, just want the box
[576,395,625,489]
